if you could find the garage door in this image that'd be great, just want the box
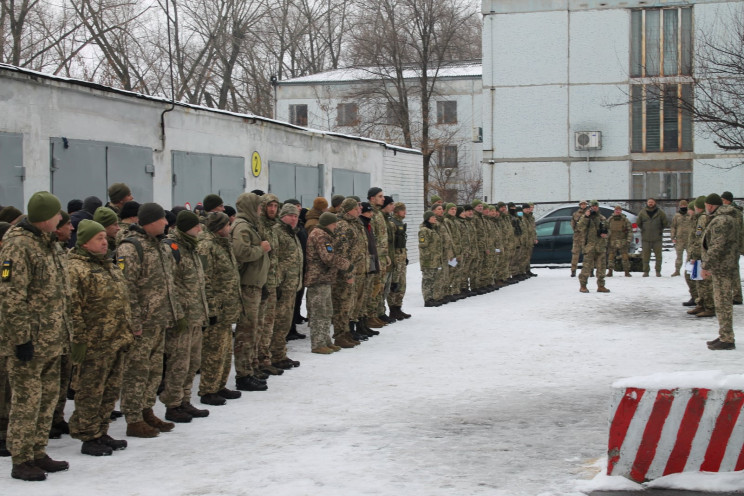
[0,132,24,209]
[268,161,321,206]
[172,151,245,208]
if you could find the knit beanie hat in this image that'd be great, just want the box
[722,191,734,202]
[360,202,373,214]
[284,198,301,206]
[331,195,345,208]
[108,183,131,204]
[82,196,103,215]
[319,212,338,227]
[76,219,105,247]
[93,207,118,228]
[67,199,83,214]
[120,201,141,219]
[393,202,406,213]
[27,191,62,223]
[138,203,165,226]
[206,212,229,233]
[57,211,71,228]
[456,206,464,216]
[176,210,200,232]
[312,197,329,211]
[341,198,358,213]
[223,205,236,218]
[445,203,456,211]
[367,187,382,199]
[471,199,483,207]
[349,195,361,202]
[463,204,473,212]
[382,196,395,208]
[705,193,723,206]
[279,203,299,218]
[0,206,22,223]
[430,195,442,204]
[203,194,224,212]
[497,201,506,208]
[695,196,707,210]
[423,210,435,222]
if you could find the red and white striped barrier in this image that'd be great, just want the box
[608,372,744,483]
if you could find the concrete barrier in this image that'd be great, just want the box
[607,372,744,483]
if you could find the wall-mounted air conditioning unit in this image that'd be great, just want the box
[472,127,483,143]
[574,131,602,151]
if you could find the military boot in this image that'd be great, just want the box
[11,461,46,481]
[81,438,113,457]
[99,434,127,450]
[397,307,411,319]
[312,347,334,354]
[597,286,611,293]
[33,454,69,473]
[217,388,241,400]
[682,297,696,306]
[625,271,632,277]
[334,335,356,348]
[143,408,175,432]
[199,393,226,406]
[671,270,681,277]
[165,405,193,423]
[708,340,735,350]
[579,284,589,293]
[696,309,716,318]
[260,364,284,376]
[235,375,268,392]
[606,269,613,277]
[126,420,159,438]
[367,316,385,328]
[182,402,210,417]
[350,321,367,342]
[687,306,705,315]
[570,268,576,277]
[358,318,379,336]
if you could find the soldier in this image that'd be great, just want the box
[638,198,669,277]
[0,205,23,224]
[358,202,382,328]
[523,204,538,277]
[577,200,610,293]
[106,182,133,214]
[0,191,70,481]
[507,203,525,282]
[570,200,588,277]
[457,205,475,295]
[305,212,353,353]
[54,211,74,246]
[203,194,225,215]
[117,203,183,438]
[160,211,211,423]
[670,200,694,277]
[197,213,242,406]
[328,195,345,215]
[231,193,271,392]
[443,203,462,299]
[93,206,120,257]
[419,211,444,306]
[388,202,411,319]
[67,220,134,456]
[256,194,281,380]
[702,193,742,350]
[497,202,515,285]
[270,203,303,370]
[380,196,397,320]
[366,187,390,326]
[605,205,633,277]
[470,200,488,292]
[721,191,743,305]
[115,201,140,246]
[687,196,716,318]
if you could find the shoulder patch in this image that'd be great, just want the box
[117,256,125,271]
[1,260,11,282]
[419,234,426,243]
[325,243,334,252]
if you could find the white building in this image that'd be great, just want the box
[275,62,484,203]
[481,0,744,205]
[0,64,425,260]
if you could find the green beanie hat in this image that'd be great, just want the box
[108,183,131,204]
[203,194,224,212]
[497,201,506,208]
[695,196,707,209]
[430,195,442,204]
[331,195,345,208]
[471,199,483,207]
[137,203,165,226]
[445,203,456,211]
[319,212,338,227]
[705,193,723,206]
[93,207,118,227]
[176,210,200,232]
[27,191,61,223]
[57,211,71,229]
[424,210,435,221]
[76,219,105,247]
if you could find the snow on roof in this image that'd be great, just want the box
[279,61,482,85]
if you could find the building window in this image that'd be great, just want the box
[631,83,693,152]
[337,103,358,127]
[631,8,692,78]
[437,145,458,168]
[631,160,692,199]
[289,104,307,126]
[436,101,457,124]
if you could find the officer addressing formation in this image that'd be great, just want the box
[0,184,742,481]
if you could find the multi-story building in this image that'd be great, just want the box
[275,61,484,203]
[481,0,744,205]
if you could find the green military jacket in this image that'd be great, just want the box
[273,220,303,291]
[443,213,462,259]
[687,212,707,261]
[259,194,280,288]
[671,212,695,245]
[167,229,209,326]
[371,207,389,260]
[576,212,608,251]
[231,193,269,288]
[418,222,444,269]
[197,229,242,324]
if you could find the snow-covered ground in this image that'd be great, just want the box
[3,256,744,495]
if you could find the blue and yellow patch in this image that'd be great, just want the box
[325,244,333,253]
[117,256,126,271]
[1,260,11,282]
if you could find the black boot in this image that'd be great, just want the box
[349,321,368,341]
[81,438,113,457]
[235,375,268,392]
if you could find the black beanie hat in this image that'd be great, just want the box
[82,196,103,215]
[382,195,394,208]
[120,201,141,220]
[360,202,373,213]
[367,187,382,199]
[721,191,734,202]
[224,205,236,217]
[331,195,345,208]
[203,194,224,212]
[67,199,83,214]
[176,210,200,232]
[138,202,166,226]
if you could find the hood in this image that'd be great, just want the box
[714,204,738,220]
[260,193,279,221]
[236,193,261,224]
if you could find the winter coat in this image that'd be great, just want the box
[273,220,303,291]
[167,228,209,326]
[197,229,242,324]
[702,204,741,275]
[304,226,351,287]
[418,221,444,269]
[231,193,269,288]
[638,206,669,242]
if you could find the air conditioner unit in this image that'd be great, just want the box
[574,131,602,151]
[472,127,483,143]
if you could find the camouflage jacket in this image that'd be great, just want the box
[384,212,397,267]
[702,204,741,275]
[197,229,242,324]
[497,214,515,251]
[456,216,473,261]
[273,220,303,290]
[371,207,389,259]
[571,207,587,232]
[66,246,134,353]
[334,213,368,273]
[392,214,407,253]
[259,194,280,288]
[304,226,351,286]
[167,229,209,326]
[576,212,608,251]
[0,219,72,356]
[231,193,269,288]
[443,214,462,258]
[116,224,182,331]
[419,222,444,269]
[607,214,633,244]
[671,212,695,243]
[436,215,455,260]
[471,211,488,255]
[687,212,707,260]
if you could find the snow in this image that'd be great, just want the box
[3,255,744,495]
[279,62,483,85]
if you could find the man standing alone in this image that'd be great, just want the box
[638,198,669,277]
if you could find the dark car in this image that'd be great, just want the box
[531,216,576,264]
[540,203,641,253]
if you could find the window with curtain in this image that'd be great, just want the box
[337,103,359,127]
[289,104,308,127]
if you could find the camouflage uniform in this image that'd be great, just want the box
[419,221,444,303]
[387,212,408,306]
[231,193,269,380]
[66,246,134,442]
[570,207,587,273]
[437,213,456,295]
[444,212,462,295]
[382,211,397,307]
[523,210,537,273]
[333,211,367,338]
[508,212,524,278]
[117,224,181,424]
[576,212,609,289]
[0,220,71,465]
[271,218,303,362]
[455,214,472,292]
[494,211,511,282]
[257,195,279,369]
[727,203,744,304]
[197,228,241,397]
[702,204,742,344]
[671,210,695,273]
[688,212,714,311]
[160,229,209,409]
[305,226,352,349]
[470,210,488,289]
[606,213,633,273]
[367,206,389,317]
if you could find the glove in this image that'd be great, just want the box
[261,286,270,301]
[15,341,34,362]
[390,283,400,292]
[276,288,283,300]
[209,315,218,326]
[176,318,188,333]
[406,258,409,265]
[70,342,87,364]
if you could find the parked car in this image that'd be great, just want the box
[531,216,576,264]
[539,203,641,253]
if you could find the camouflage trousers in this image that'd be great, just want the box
[0,359,9,441]
[53,353,72,425]
[470,253,484,288]
[160,324,202,408]
[518,241,531,273]
[674,240,688,272]
[448,263,460,296]
[421,267,442,302]
[379,261,394,314]
[308,285,334,349]
[733,260,742,303]
[387,249,407,306]
[6,354,61,464]
[571,236,583,270]
[121,325,165,424]
[332,278,355,339]
[509,246,523,277]
[351,270,367,321]
[234,285,262,378]
[364,269,384,317]
[523,242,535,273]
[685,270,698,300]
[69,349,125,441]
[579,247,607,288]
[642,240,663,274]
[198,321,233,396]
[271,284,296,362]
[439,262,451,297]
[256,288,276,367]
[606,239,630,272]
[711,272,736,343]
[696,276,715,311]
